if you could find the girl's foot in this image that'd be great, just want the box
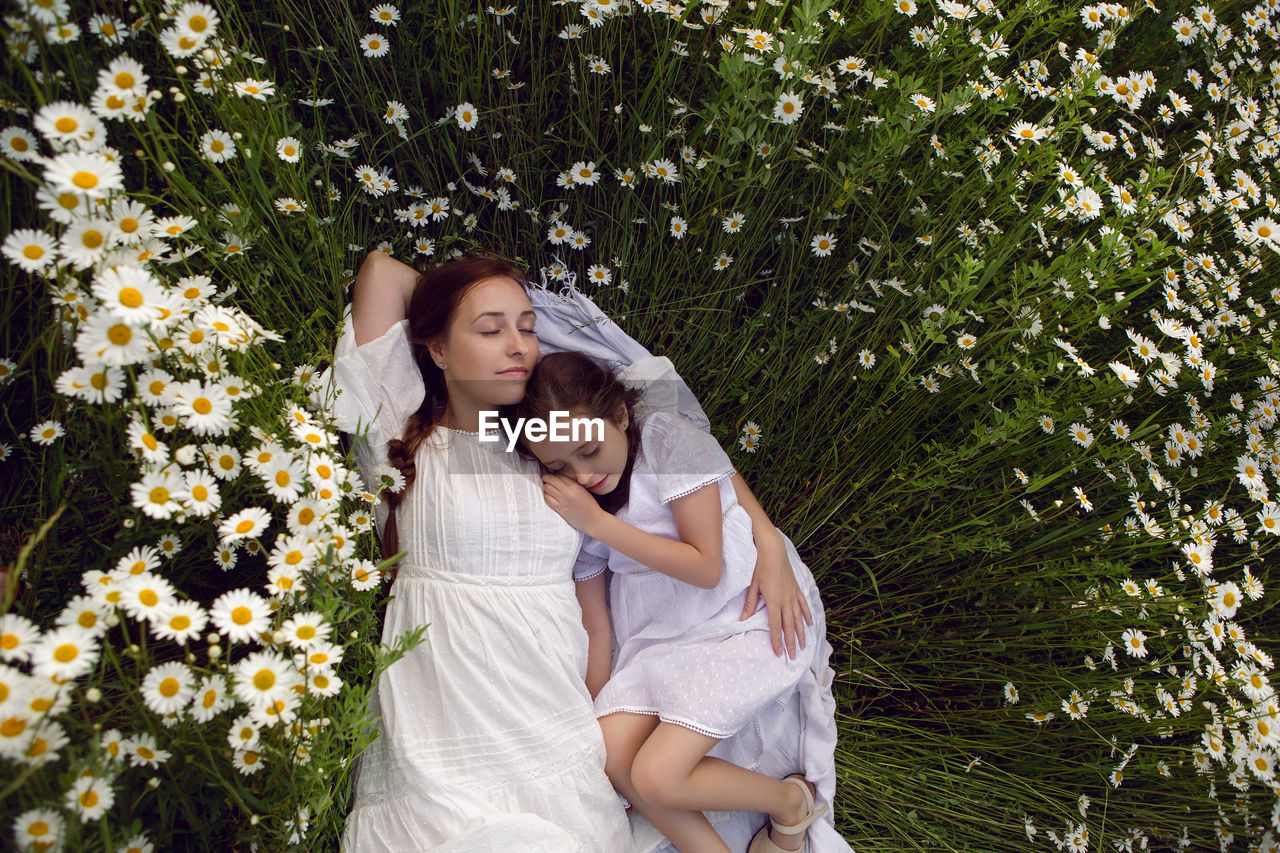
[769,776,819,851]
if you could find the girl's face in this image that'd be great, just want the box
[429,276,538,408]
[525,407,630,495]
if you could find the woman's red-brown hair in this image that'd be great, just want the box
[383,254,528,556]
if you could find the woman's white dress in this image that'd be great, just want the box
[578,412,854,853]
[324,315,635,852]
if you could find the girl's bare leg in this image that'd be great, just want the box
[630,723,814,852]
[599,712,731,853]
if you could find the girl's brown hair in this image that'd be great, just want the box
[510,351,643,514]
[383,254,527,556]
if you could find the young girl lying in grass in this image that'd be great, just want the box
[514,351,852,853]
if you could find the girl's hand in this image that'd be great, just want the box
[741,529,813,659]
[541,473,606,534]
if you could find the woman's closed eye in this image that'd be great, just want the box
[481,327,536,336]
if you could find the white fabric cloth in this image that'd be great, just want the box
[324,316,635,853]
[528,283,711,431]
[591,413,854,853]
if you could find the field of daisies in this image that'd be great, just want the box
[2,0,1280,849]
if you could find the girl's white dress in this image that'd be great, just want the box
[324,315,636,852]
[578,411,853,853]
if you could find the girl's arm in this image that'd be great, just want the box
[576,572,612,699]
[731,474,814,659]
[542,474,724,589]
[352,251,420,346]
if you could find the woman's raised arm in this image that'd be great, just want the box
[352,251,421,346]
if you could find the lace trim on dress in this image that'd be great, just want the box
[596,706,735,740]
[662,469,735,504]
[574,567,606,581]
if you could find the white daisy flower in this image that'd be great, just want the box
[233,747,265,775]
[218,507,272,544]
[124,732,170,767]
[810,233,836,256]
[175,468,220,516]
[12,808,64,851]
[129,468,184,520]
[233,78,275,100]
[58,217,113,269]
[276,136,302,162]
[200,129,236,163]
[44,151,122,198]
[371,3,401,25]
[267,534,317,575]
[173,2,220,41]
[29,420,65,446]
[118,573,178,624]
[351,559,382,590]
[91,265,167,324]
[227,713,261,750]
[34,101,106,150]
[773,92,803,124]
[30,624,99,681]
[210,588,272,643]
[141,661,195,715]
[0,126,40,161]
[266,563,304,598]
[3,229,59,272]
[75,313,152,366]
[55,594,110,638]
[300,641,344,670]
[279,612,332,650]
[232,650,300,709]
[359,32,391,57]
[0,614,40,663]
[1120,628,1148,658]
[261,455,307,503]
[190,675,233,723]
[455,102,479,130]
[170,380,235,436]
[98,56,148,95]
[151,600,208,646]
[23,717,68,764]
[306,668,343,697]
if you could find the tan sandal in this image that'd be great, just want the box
[747,775,827,853]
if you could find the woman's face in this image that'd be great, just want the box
[430,276,539,408]
[524,408,630,495]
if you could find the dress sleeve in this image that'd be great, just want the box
[573,534,611,582]
[643,412,737,505]
[315,307,425,454]
[313,308,426,537]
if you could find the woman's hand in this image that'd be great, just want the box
[741,528,813,660]
[541,473,606,534]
